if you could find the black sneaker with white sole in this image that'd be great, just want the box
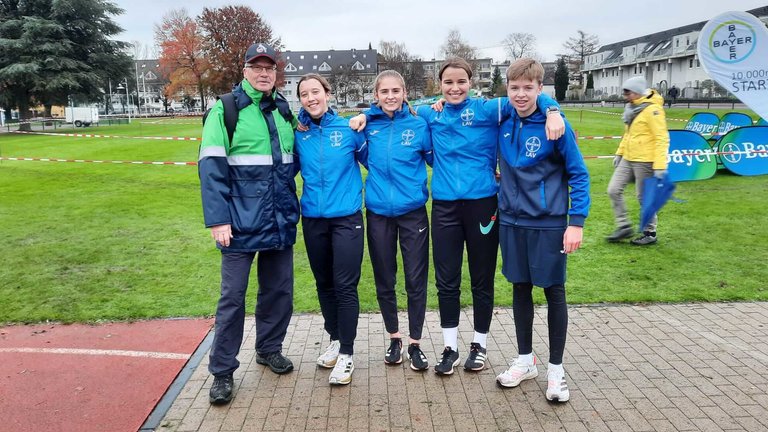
[384,338,403,365]
[434,347,460,375]
[407,343,429,371]
[464,342,487,371]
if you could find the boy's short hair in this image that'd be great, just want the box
[439,58,473,80]
[506,58,544,84]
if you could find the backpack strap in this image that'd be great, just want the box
[219,93,238,144]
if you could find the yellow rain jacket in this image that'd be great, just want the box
[616,90,670,169]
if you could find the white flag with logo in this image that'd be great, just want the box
[698,11,768,122]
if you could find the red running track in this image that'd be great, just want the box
[0,319,213,432]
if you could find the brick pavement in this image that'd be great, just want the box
[156,302,768,431]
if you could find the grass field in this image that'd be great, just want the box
[1,108,767,323]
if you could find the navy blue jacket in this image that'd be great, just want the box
[364,103,432,217]
[498,108,590,229]
[295,108,367,218]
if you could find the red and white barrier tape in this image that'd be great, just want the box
[11,131,200,141]
[3,150,765,167]
[0,157,196,166]
[568,108,689,122]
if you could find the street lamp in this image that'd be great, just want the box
[116,79,131,123]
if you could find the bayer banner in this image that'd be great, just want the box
[758,118,768,126]
[698,11,768,122]
[716,112,754,136]
[717,126,768,176]
[684,112,720,137]
[667,130,718,182]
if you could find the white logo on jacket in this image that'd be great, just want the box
[330,131,343,147]
[461,108,475,126]
[401,129,415,146]
[525,136,542,158]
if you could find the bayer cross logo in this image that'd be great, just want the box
[401,129,415,146]
[720,142,742,163]
[461,108,475,126]
[330,131,343,147]
[708,21,756,63]
[525,136,542,158]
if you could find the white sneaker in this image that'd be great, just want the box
[546,365,570,402]
[496,356,538,388]
[328,354,354,385]
[317,340,340,368]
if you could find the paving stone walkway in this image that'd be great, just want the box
[157,302,768,431]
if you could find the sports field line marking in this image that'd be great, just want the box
[0,347,190,360]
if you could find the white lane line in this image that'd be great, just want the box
[0,347,190,360]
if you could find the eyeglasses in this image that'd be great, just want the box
[245,65,277,73]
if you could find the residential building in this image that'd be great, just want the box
[582,6,768,100]
[280,48,378,112]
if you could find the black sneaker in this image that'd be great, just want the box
[209,374,234,405]
[631,231,657,246]
[464,342,488,371]
[384,338,403,364]
[407,343,429,371]
[606,225,634,242]
[434,347,460,375]
[255,351,294,374]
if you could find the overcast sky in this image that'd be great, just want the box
[114,0,768,62]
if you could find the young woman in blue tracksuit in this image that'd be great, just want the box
[418,58,564,375]
[360,70,433,371]
[493,59,590,403]
[294,73,367,386]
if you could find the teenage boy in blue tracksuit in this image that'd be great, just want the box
[494,59,590,404]
[362,70,433,371]
[294,73,367,386]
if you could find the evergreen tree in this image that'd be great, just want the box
[489,66,503,98]
[554,57,569,101]
[0,0,131,128]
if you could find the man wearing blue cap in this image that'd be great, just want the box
[199,42,298,405]
[606,76,670,245]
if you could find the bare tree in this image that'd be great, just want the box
[502,33,537,60]
[378,40,425,97]
[562,30,599,85]
[440,29,477,60]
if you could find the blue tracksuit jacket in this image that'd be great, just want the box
[364,103,433,217]
[295,108,367,218]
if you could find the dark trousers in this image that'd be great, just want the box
[366,207,429,340]
[208,248,294,376]
[431,196,499,332]
[512,283,568,365]
[303,212,364,355]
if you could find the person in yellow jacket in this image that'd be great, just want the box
[606,76,670,245]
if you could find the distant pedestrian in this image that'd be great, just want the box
[606,76,670,245]
[199,43,299,406]
[666,85,679,108]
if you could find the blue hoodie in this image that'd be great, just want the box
[295,108,367,218]
[497,108,590,229]
[364,103,433,217]
[416,95,559,201]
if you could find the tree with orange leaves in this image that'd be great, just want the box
[155,9,210,111]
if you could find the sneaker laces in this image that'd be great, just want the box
[439,347,454,364]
